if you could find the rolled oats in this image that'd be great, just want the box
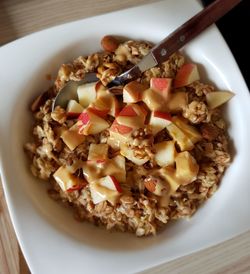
[25,38,232,237]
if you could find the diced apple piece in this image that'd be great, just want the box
[132,103,148,124]
[82,160,103,183]
[175,151,199,185]
[142,88,164,111]
[166,92,187,113]
[149,111,172,135]
[78,110,109,135]
[206,91,235,109]
[87,106,109,118]
[172,116,202,143]
[90,176,122,205]
[61,122,85,150]
[94,90,120,117]
[100,175,122,193]
[150,77,172,100]
[154,141,176,167]
[77,82,97,107]
[109,96,120,117]
[160,166,182,193]
[174,64,200,88]
[144,176,169,196]
[66,100,84,118]
[166,123,194,151]
[123,81,146,103]
[53,166,86,191]
[109,119,133,134]
[114,104,145,130]
[111,155,126,183]
[89,183,106,204]
[107,130,130,150]
[88,97,109,118]
[120,144,149,165]
[118,104,137,116]
[88,143,109,161]
[116,115,144,128]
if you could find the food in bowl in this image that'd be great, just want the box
[24,36,234,236]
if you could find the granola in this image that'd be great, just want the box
[24,36,234,236]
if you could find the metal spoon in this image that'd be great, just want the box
[52,0,241,111]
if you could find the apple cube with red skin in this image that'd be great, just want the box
[149,111,172,135]
[123,81,147,103]
[90,175,122,205]
[154,141,176,167]
[88,143,109,161]
[175,151,199,185]
[61,122,86,150]
[95,92,120,117]
[110,119,133,134]
[150,77,172,100]
[78,110,109,135]
[66,100,84,118]
[174,64,200,88]
[206,91,234,109]
[87,105,109,118]
[53,166,86,192]
[116,104,146,129]
[77,82,97,108]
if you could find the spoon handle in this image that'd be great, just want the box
[151,0,241,64]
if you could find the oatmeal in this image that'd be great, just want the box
[24,36,234,236]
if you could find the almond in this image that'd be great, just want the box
[101,35,119,52]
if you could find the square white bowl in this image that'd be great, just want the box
[0,0,250,273]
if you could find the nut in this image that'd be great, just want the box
[101,35,119,52]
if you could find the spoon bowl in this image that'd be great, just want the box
[52,72,98,110]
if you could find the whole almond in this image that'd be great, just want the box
[101,35,119,52]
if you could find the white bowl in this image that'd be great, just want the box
[0,0,250,273]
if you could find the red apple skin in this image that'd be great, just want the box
[110,120,133,134]
[78,112,90,125]
[174,64,199,88]
[150,78,171,92]
[67,181,87,192]
[154,111,172,121]
[86,159,106,164]
[110,176,122,193]
[88,107,109,118]
[118,105,137,117]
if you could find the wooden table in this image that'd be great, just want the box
[0,1,249,273]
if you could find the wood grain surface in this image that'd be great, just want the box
[0,1,250,274]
